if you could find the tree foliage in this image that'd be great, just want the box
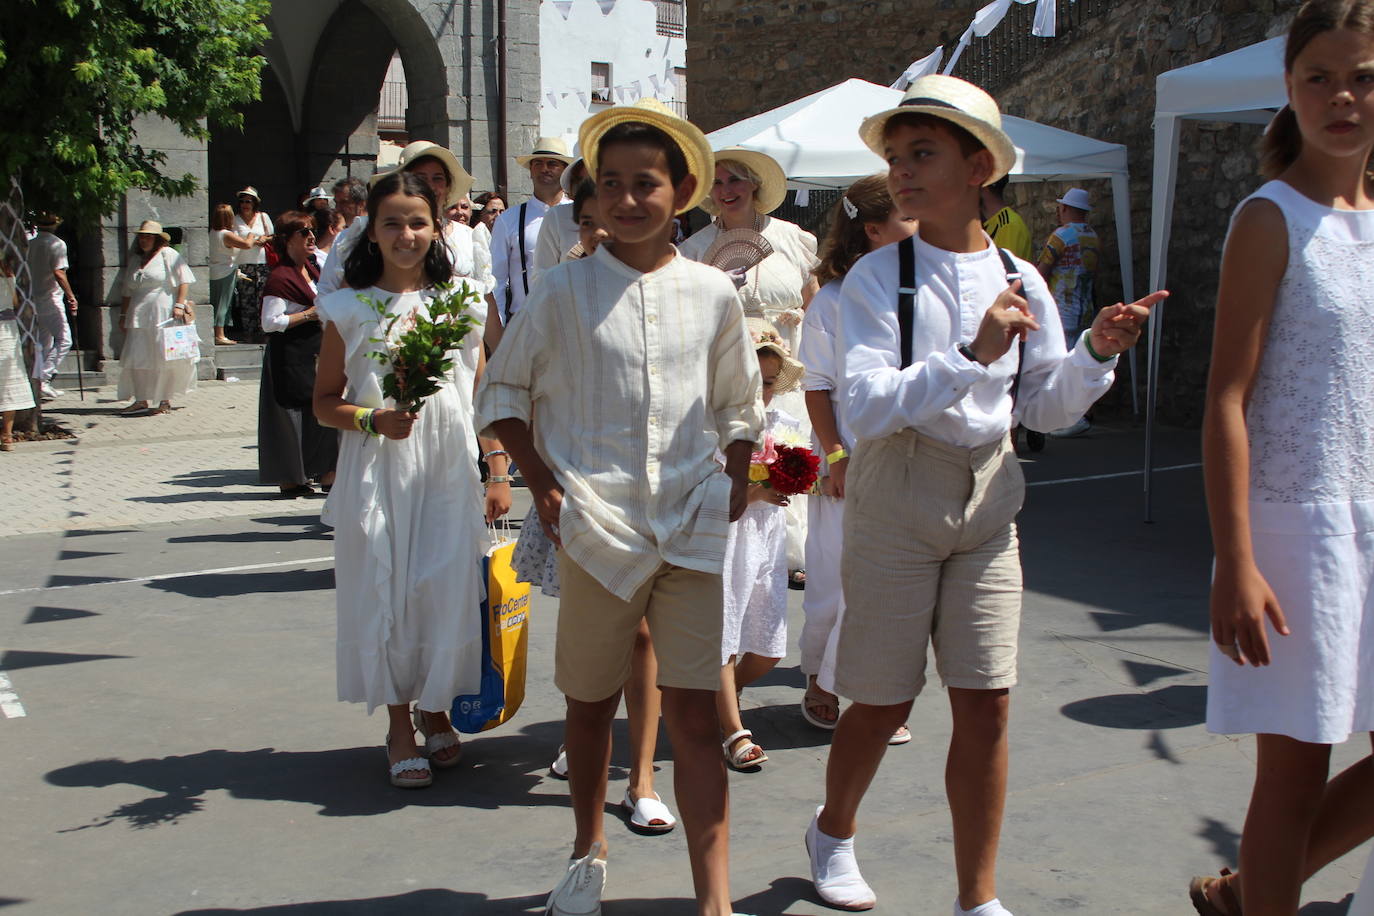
[0,0,271,227]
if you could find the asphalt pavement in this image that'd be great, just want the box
[0,383,1368,914]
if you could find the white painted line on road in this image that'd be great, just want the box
[1027,462,1201,488]
[0,671,27,718]
[0,556,334,598]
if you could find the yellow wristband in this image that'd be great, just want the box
[826,448,848,466]
[352,407,367,432]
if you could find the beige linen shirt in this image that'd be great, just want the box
[476,244,765,600]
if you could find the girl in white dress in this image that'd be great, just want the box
[796,175,915,746]
[1193,4,1374,912]
[716,319,805,771]
[681,148,820,586]
[0,260,35,450]
[117,221,196,414]
[314,170,511,789]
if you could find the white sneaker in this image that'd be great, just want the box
[546,841,606,916]
[954,898,1014,916]
[549,744,568,779]
[39,383,61,400]
[805,806,876,910]
[1048,417,1091,438]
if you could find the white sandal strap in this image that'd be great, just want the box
[623,790,677,828]
[721,728,753,752]
[389,756,429,777]
[422,731,460,755]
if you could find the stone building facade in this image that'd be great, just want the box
[687,0,1299,423]
[77,0,541,379]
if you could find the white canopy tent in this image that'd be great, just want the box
[706,77,1140,406]
[1145,38,1285,518]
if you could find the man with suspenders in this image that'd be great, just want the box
[489,137,573,336]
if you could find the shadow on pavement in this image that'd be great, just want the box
[1301,897,1354,914]
[1059,683,1206,729]
[128,491,285,504]
[145,566,334,598]
[44,719,582,827]
[168,528,332,545]
[174,889,720,915]
[169,469,262,488]
[0,648,129,670]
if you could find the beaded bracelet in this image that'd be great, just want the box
[483,449,509,460]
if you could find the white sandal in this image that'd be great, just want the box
[411,707,463,769]
[722,728,768,770]
[622,789,677,833]
[384,734,432,788]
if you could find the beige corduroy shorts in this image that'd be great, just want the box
[833,429,1025,705]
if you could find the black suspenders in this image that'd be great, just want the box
[506,202,530,325]
[895,236,1028,404]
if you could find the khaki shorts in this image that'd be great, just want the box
[555,552,724,702]
[834,429,1024,705]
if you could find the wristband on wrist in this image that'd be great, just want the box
[1083,334,1113,363]
[826,447,848,466]
[483,449,508,460]
[485,475,513,485]
[957,342,982,366]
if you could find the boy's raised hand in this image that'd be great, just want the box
[970,280,1039,365]
[1087,290,1169,358]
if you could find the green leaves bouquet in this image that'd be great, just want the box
[363,281,481,413]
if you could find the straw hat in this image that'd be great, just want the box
[858,74,1016,186]
[371,140,474,208]
[33,213,61,229]
[1056,187,1092,211]
[236,186,261,202]
[304,187,332,207]
[579,98,714,214]
[134,220,171,242]
[560,147,587,195]
[702,147,787,216]
[516,136,575,168]
[747,318,805,394]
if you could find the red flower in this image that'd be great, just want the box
[767,444,820,495]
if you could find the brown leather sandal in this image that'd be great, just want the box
[1189,867,1241,916]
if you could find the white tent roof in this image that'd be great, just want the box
[1154,36,1285,124]
[1144,37,1285,518]
[704,78,1131,188]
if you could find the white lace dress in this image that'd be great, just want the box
[316,284,488,714]
[1206,180,1374,744]
[721,407,799,665]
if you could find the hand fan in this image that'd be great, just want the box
[703,228,774,273]
[564,242,587,261]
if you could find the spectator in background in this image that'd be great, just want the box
[116,221,197,415]
[25,213,77,399]
[447,197,473,226]
[980,175,1032,261]
[0,256,35,451]
[488,137,571,334]
[233,187,274,343]
[313,207,346,260]
[208,203,262,345]
[303,187,333,213]
[472,191,506,242]
[332,177,367,227]
[258,210,337,498]
[1037,187,1100,438]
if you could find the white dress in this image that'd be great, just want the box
[0,276,35,412]
[1206,180,1374,744]
[683,216,819,570]
[316,283,488,714]
[721,406,799,665]
[117,248,198,402]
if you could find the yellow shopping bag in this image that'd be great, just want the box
[452,527,531,733]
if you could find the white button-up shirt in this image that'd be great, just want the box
[476,244,765,600]
[531,201,578,287]
[840,234,1116,448]
[490,196,557,324]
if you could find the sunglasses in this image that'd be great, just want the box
[295,228,316,237]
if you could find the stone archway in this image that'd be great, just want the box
[207,64,296,216]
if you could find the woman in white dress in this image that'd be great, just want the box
[314,170,512,788]
[208,203,262,345]
[681,147,820,586]
[0,259,35,450]
[116,221,196,415]
[233,187,274,342]
[1191,6,1374,912]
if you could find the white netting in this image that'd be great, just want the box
[1,176,41,380]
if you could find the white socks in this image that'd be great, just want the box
[955,898,1013,916]
[806,806,877,911]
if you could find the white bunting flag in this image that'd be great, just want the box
[575,89,590,110]
[1032,0,1057,37]
[596,0,616,13]
[546,92,558,109]
[648,73,666,96]
[630,79,642,100]
[793,189,810,207]
[551,0,573,19]
[890,46,944,90]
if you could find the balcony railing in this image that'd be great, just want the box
[378,79,407,131]
[655,0,685,37]
[665,98,687,117]
[946,0,1116,94]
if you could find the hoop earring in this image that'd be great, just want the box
[367,240,378,254]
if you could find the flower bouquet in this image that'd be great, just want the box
[748,428,821,496]
[363,281,481,413]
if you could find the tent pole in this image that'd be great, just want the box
[1109,172,1138,415]
[1144,114,1182,523]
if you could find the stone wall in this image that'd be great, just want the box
[688,0,1300,424]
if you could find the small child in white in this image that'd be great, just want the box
[717,319,807,771]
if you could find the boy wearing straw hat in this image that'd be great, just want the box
[804,75,1166,915]
[478,100,762,916]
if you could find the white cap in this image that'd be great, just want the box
[1056,187,1091,211]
